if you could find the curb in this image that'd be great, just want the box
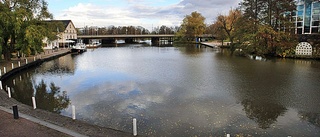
[0,106,88,137]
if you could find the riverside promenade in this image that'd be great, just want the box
[0,49,132,137]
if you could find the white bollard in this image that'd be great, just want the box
[13,79,15,85]
[11,63,14,69]
[18,61,21,67]
[7,87,11,98]
[26,59,28,64]
[33,57,36,61]
[72,105,76,120]
[32,97,37,109]
[19,76,22,81]
[0,81,2,90]
[133,118,137,136]
[4,67,6,73]
[227,134,230,137]
[0,69,2,76]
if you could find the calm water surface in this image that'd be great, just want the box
[4,44,320,136]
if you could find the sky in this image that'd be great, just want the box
[46,0,242,31]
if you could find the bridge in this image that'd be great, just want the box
[78,34,175,44]
[77,34,214,44]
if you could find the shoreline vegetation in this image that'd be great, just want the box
[0,49,132,137]
[174,40,320,60]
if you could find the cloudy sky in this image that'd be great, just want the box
[47,0,242,30]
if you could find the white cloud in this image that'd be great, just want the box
[53,0,242,30]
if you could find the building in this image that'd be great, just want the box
[295,0,320,34]
[43,20,77,49]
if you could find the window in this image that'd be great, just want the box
[312,21,319,26]
[298,5,304,11]
[314,2,320,9]
[297,28,303,34]
[296,42,312,56]
[311,27,318,33]
[304,26,310,33]
[312,15,320,21]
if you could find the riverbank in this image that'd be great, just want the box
[0,49,132,137]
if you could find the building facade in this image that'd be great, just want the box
[295,0,320,34]
[43,20,77,49]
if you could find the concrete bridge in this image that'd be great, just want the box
[78,34,175,44]
[77,34,215,44]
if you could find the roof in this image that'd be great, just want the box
[44,20,75,31]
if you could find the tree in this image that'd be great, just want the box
[206,23,227,46]
[215,9,242,50]
[177,11,206,41]
[0,0,52,60]
[239,0,297,56]
[35,80,70,114]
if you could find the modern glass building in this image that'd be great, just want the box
[295,0,320,34]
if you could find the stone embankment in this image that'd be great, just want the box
[0,49,132,137]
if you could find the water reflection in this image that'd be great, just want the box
[241,99,287,129]
[34,80,70,113]
[8,73,70,113]
[299,111,320,127]
[3,45,320,136]
[4,55,73,114]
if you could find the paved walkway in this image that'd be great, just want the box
[0,49,132,137]
[0,106,81,137]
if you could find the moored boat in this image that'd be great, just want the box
[86,41,101,49]
[71,42,87,53]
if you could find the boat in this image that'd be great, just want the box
[86,41,101,49]
[71,41,87,53]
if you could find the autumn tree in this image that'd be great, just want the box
[176,11,206,41]
[0,0,52,60]
[239,0,297,56]
[206,23,227,46]
[215,9,242,50]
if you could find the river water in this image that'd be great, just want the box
[4,43,320,136]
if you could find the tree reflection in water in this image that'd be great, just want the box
[8,74,70,114]
[241,99,287,129]
[34,80,70,114]
[299,112,320,127]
